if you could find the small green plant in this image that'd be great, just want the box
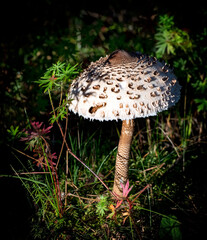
[194,98,207,112]
[96,195,108,217]
[36,61,79,93]
[7,125,22,140]
[155,14,192,58]
[36,61,80,124]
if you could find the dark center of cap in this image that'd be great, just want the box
[105,49,138,66]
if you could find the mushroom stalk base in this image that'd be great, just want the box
[113,119,134,198]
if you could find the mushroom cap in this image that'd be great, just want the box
[68,50,181,121]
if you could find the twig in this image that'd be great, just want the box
[56,114,68,169]
[158,126,180,157]
[65,150,68,206]
[15,171,51,175]
[67,193,98,202]
[67,148,117,199]
[11,146,39,162]
[140,163,165,173]
[131,184,151,204]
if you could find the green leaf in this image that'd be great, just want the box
[195,98,207,112]
[7,125,22,140]
[159,215,182,240]
[7,125,19,136]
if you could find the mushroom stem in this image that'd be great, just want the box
[113,119,134,198]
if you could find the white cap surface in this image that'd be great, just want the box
[68,50,181,121]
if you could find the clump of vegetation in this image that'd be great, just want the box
[155,14,193,57]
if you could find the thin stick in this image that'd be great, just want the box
[68,148,117,199]
[65,150,69,206]
[158,126,180,157]
[131,184,151,204]
[15,172,51,175]
[11,147,40,162]
[56,114,68,169]
[67,193,97,202]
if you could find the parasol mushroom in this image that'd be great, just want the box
[68,50,181,198]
